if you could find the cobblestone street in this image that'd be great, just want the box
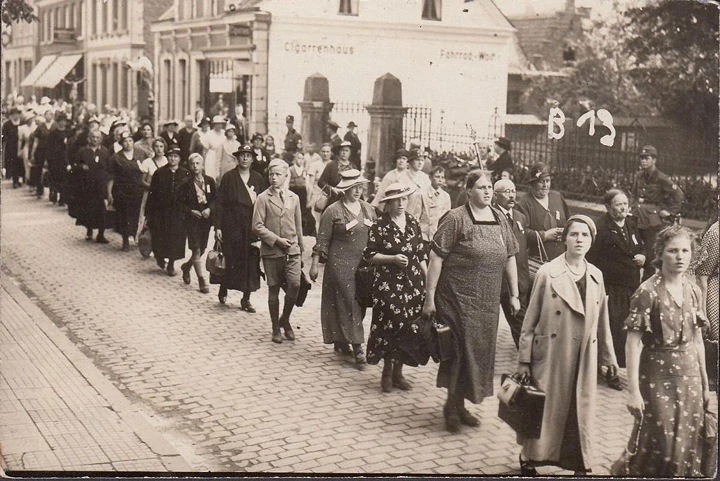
[1,181,638,475]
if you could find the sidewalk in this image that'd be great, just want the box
[0,274,191,473]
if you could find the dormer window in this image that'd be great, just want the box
[422,0,441,20]
[339,0,358,16]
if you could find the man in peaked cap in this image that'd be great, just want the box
[631,144,684,280]
[487,136,513,183]
[283,114,302,164]
[344,120,362,169]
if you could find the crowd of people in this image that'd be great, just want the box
[2,95,717,477]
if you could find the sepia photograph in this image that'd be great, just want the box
[0,0,718,476]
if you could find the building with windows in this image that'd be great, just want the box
[152,0,515,148]
[2,7,39,100]
[13,0,172,118]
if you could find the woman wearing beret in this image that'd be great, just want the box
[516,163,570,261]
[516,215,618,476]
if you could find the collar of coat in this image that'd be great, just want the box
[546,255,602,315]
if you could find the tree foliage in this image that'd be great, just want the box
[1,0,38,27]
[624,0,719,138]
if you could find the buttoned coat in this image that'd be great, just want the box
[517,255,617,470]
[252,188,304,258]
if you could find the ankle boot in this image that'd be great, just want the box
[444,394,461,433]
[456,397,479,427]
[269,301,283,343]
[392,361,411,390]
[352,344,366,370]
[198,276,209,294]
[381,359,393,393]
[279,299,295,340]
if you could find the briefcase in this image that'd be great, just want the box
[497,374,546,439]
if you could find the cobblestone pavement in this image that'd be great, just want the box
[0,276,190,472]
[1,182,641,475]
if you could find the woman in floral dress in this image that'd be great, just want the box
[615,225,711,476]
[363,183,427,393]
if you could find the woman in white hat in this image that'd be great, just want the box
[363,182,427,391]
[203,115,227,181]
[310,169,376,369]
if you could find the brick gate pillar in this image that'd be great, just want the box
[365,73,407,191]
[298,73,333,149]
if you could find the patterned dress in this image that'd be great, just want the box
[694,221,719,340]
[432,205,518,403]
[314,200,376,345]
[621,273,707,476]
[363,213,427,364]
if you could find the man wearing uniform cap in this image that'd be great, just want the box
[344,121,362,170]
[631,144,684,280]
[487,136,513,183]
[283,115,302,164]
[326,120,342,157]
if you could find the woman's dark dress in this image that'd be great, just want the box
[213,168,268,291]
[177,174,217,252]
[110,151,144,237]
[362,213,426,364]
[74,145,112,229]
[146,164,192,261]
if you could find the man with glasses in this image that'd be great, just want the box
[493,178,529,348]
[631,145,684,279]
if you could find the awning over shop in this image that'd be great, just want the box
[20,55,58,87]
[34,54,83,89]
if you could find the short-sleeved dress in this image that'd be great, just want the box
[694,221,719,340]
[363,213,427,365]
[432,204,518,403]
[313,200,376,345]
[619,273,707,477]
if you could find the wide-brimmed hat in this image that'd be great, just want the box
[233,144,254,158]
[378,182,416,203]
[639,145,657,157]
[339,140,352,149]
[495,137,511,151]
[347,121,357,128]
[336,169,369,190]
[225,123,236,132]
[164,119,179,126]
[211,115,226,125]
[527,163,552,183]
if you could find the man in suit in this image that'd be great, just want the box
[160,120,180,149]
[487,136,513,183]
[177,115,197,166]
[283,115,302,164]
[326,120,342,157]
[343,121,361,170]
[494,178,529,348]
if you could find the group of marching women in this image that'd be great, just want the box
[23,112,717,477]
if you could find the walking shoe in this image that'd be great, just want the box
[443,403,461,433]
[181,263,191,285]
[271,329,284,344]
[121,240,130,252]
[333,343,352,355]
[95,236,109,244]
[353,346,366,371]
[198,277,210,294]
[280,316,295,341]
[85,232,93,241]
[156,257,166,269]
[381,360,393,393]
[166,264,177,277]
[240,299,256,313]
[457,406,480,427]
[519,455,538,476]
[218,287,227,304]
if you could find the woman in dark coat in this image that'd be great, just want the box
[73,129,112,243]
[586,189,644,384]
[107,130,145,251]
[145,145,191,276]
[177,153,217,293]
[214,143,268,310]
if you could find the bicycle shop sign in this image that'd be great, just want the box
[548,107,617,147]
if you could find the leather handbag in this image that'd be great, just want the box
[354,260,374,308]
[295,267,312,307]
[313,190,330,213]
[205,241,225,277]
[610,413,643,476]
[137,224,152,258]
[528,231,549,283]
[497,373,546,439]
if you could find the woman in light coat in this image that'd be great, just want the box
[516,215,618,476]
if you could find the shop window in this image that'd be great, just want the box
[422,0,441,20]
[338,0,358,15]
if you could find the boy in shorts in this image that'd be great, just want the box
[252,158,304,343]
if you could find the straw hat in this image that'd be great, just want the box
[378,182,416,203]
[336,169,369,190]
